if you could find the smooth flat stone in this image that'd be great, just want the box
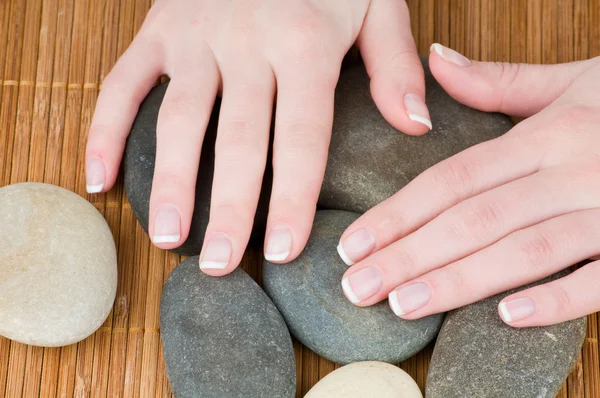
[160,257,296,398]
[0,183,117,347]
[305,361,423,398]
[263,210,443,365]
[124,58,513,256]
[426,270,587,398]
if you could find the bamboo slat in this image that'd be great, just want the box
[1,0,600,397]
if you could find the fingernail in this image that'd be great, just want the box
[337,229,376,266]
[265,226,293,262]
[86,156,106,193]
[499,297,536,323]
[152,205,181,244]
[430,43,471,67]
[200,234,232,270]
[389,282,432,316]
[404,93,432,130]
[341,267,382,304]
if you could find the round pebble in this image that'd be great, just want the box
[160,256,296,398]
[0,183,117,347]
[305,361,423,398]
[263,210,444,365]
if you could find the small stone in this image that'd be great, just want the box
[0,183,117,347]
[263,210,443,365]
[305,361,423,398]
[160,257,296,398]
[426,270,587,398]
[124,58,513,256]
[319,60,513,213]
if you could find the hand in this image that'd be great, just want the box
[85,0,430,275]
[339,43,600,327]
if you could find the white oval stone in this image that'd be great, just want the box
[305,361,423,398]
[0,183,117,347]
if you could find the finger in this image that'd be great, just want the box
[357,0,430,135]
[86,36,164,193]
[337,124,543,265]
[341,165,600,307]
[264,67,338,264]
[428,43,596,117]
[386,208,600,320]
[499,260,600,327]
[149,45,220,249]
[199,62,275,276]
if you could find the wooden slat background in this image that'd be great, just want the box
[0,0,599,396]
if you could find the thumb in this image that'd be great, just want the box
[357,0,431,136]
[428,43,594,117]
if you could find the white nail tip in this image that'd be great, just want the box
[152,235,180,244]
[264,252,290,262]
[337,244,354,266]
[431,43,443,57]
[388,291,405,316]
[86,184,104,194]
[499,302,512,323]
[408,114,433,130]
[342,278,360,304]
[199,261,229,270]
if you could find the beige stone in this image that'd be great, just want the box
[305,361,423,398]
[0,183,117,347]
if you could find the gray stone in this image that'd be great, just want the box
[262,210,444,365]
[319,59,514,213]
[160,256,296,398]
[0,182,117,347]
[124,58,513,256]
[426,270,587,398]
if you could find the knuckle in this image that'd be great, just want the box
[389,248,418,277]
[158,93,198,123]
[552,284,574,317]
[211,201,255,225]
[430,157,476,203]
[449,201,502,243]
[554,104,599,128]
[152,170,195,194]
[519,232,556,273]
[278,123,327,155]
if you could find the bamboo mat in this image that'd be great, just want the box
[0,0,599,397]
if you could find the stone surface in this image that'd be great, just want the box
[426,271,587,398]
[319,59,513,213]
[0,183,117,347]
[124,58,513,256]
[160,257,296,398]
[305,361,423,398]
[263,210,443,365]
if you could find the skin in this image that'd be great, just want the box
[85,0,431,276]
[340,44,600,328]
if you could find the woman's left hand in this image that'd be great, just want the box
[338,43,600,328]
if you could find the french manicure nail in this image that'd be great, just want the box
[389,282,432,316]
[265,226,293,262]
[499,297,536,323]
[430,43,472,67]
[199,234,232,270]
[86,156,106,193]
[404,93,432,130]
[341,267,383,304]
[337,228,376,266]
[152,205,181,244]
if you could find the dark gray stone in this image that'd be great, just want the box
[160,257,296,398]
[263,210,444,365]
[124,58,513,255]
[426,271,587,398]
[319,60,513,213]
